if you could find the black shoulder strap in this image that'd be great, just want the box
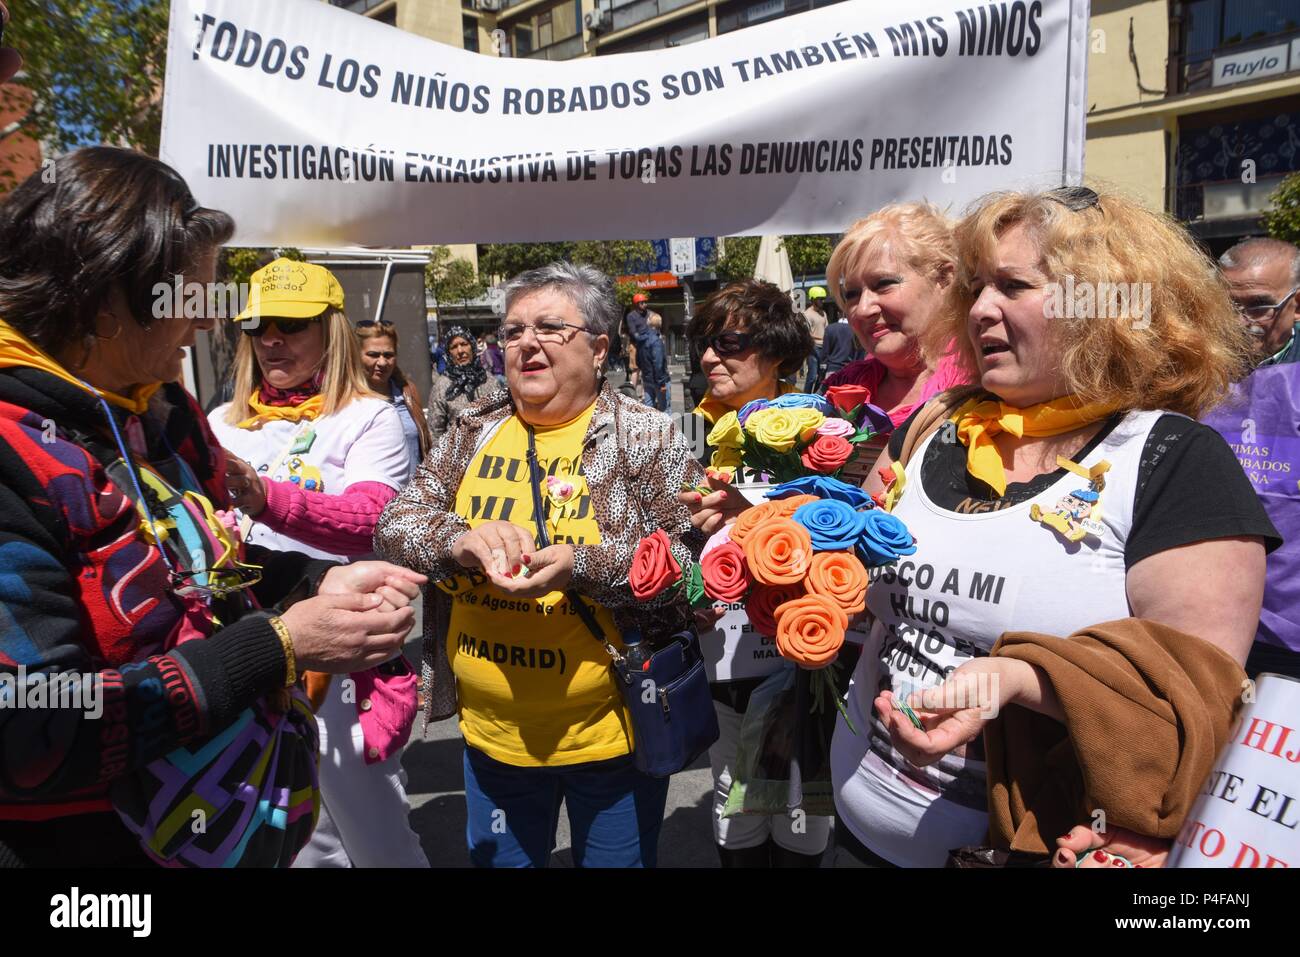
[524,424,617,653]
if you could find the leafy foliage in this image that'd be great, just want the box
[4,1,170,155]
[1261,171,1300,247]
[425,245,486,320]
[712,236,761,283]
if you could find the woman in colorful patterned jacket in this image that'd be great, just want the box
[0,148,421,867]
[375,262,706,868]
[209,260,428,868]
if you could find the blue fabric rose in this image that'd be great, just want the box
[770,392,833,414]
[766,476,875,509]
[857,511,917,565]
[737,398,771,426]
[792,499,868,552]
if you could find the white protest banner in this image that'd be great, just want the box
[699,483,869,682]
[160,0,1089,246]
[1168,674,1300,868]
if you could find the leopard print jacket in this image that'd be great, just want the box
[374,378,707,722]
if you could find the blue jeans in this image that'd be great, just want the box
[803,352,821,393]
[463,746,670,868]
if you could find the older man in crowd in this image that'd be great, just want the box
[1203,237,1300,680]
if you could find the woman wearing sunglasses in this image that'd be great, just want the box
[209,259,429,868]
[427,324,492,445]
[832,187,1277,869]
[376,262,704,868]
[0,149,422,866]
[822,203,971,468]
[356,319,431,471]
[677,280,833,868]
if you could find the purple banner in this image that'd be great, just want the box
[1203,362,1300,653]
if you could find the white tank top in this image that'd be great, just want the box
[831,408,1167,866]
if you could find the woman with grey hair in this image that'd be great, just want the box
[375,261,706,867]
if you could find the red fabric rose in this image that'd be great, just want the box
[824,384,871,413]
[745,581,805,637]
[701,541,750,603]
[630,529,682,600]
[800,433,855,473]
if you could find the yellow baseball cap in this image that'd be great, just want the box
[234,258,345,322]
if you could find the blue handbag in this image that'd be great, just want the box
[525,426,718,778]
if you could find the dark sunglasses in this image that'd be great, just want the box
[1045,186,1102,213]
[700,331,754,356]
[355,319,394,328]
[241,318,315,337]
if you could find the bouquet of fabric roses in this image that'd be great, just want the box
[675,474,916,725]
[703,387,893,485]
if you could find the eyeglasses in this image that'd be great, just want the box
[355,319,394,328]
[700,331,755,356]
[1233,287,1300,323]
[499,319,589,345]
[241,318,315,337]
[169,565,263,601]
[1045,186,1102,213]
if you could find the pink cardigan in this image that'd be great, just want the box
[824,349,971,427]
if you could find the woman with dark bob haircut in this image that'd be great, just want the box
[676,280,828,868]
[0,147,423,867]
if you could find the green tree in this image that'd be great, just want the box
[477,242,573,283]
[571,239,655,309]
[712,236,761,283]
[426,246,486,321]
[477,239,654,308]
[1262,172,1300,247]
[4,1,170,156]
[781,235,836,283]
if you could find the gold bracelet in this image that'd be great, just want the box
[269,616,297,688]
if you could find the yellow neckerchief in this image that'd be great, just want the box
[955,395,1121,497]
[0,317,161,414]
[236,391,325,429]
[690,380,798,425]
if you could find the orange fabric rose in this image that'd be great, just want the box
[746,581,805,637]
[804,551,869,615]
[728,501,780,547]
[774,594,847,668]
[769,494,819,520]
[741,517,812,586]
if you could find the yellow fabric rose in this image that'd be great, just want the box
[711,446,743,469]
[707,411,744,449]
[743,408,804,453]
[790,407,826,441]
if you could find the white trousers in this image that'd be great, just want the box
[708,698,831,853]
[292,679,429,868]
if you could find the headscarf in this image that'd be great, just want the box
[442,325,488,402]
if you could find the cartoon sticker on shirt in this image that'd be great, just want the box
[1029,457,1110,544]
[286,456,325,493]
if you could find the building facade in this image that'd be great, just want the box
[1088,0,1300,254]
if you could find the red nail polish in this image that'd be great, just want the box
[521,554,531,564]
[511,565,520,576]
[1056,850,1069,864]
[1111,858,1125,867]
[1093,851,1109,863]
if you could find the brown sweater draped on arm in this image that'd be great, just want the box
[985,618,1246,854]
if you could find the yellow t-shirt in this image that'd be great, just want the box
[446,405,631,767]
